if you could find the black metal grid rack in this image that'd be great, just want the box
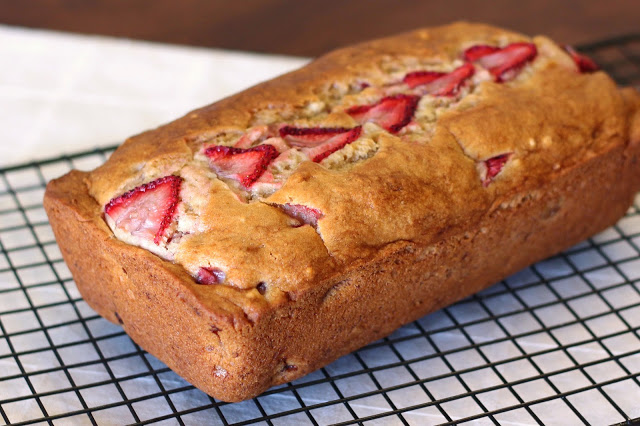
[1,35,640,426]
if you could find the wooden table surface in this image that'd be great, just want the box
[1,0,639,57]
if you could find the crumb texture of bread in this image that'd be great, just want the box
[44,22,640,402]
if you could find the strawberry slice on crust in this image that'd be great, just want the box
[477,153,512,186]
[274,203,324,228]
[403,63,475,96]
[564,45,599,73]
[234,125,272,149]
[259,137,289,153]
[403,71,442,89]
[104,175,182,245]
[204,144,279,188]
[279,126,353,148]
[463,42,537,82]
[196,267,226,285]
[463,45,500,61]
[304,127,362,162]
[280,126,363,162]
[347,94,420,133]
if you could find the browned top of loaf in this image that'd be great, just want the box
[85,22,639,311]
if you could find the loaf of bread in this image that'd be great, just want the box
[44,22,640,402]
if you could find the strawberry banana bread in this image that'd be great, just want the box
[44,22,640,402]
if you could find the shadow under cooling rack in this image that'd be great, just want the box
[1,35,640,426]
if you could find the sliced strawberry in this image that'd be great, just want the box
[104,175,182,245]
[305,126,363,162]
[275,203,324,228]
[259,137,289,152]
[234,125,270,149]
[403,63,475,96]
[204,144,278,188]
[196,267,225,285]
[279,126,362,162]
[564,45,599,73]
[279,126,353,147]
[479,153,512,186]
[463,45,501,61]
[347,95,420,133]
[403,70,442,89]
[463,42,537,82]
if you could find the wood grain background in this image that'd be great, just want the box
[1,0,639,56]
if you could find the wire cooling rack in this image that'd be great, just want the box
[2,36,640,426]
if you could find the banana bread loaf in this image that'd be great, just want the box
[44,22,640,402]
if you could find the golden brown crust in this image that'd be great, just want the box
[44,22,640,401]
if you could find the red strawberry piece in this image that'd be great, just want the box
[305,127,363,162]
[259,137,289,152]
[564,45,599,73]
[480,153,512,186]
[403,70,443,89]
[275,203,324,228]
[279,126,353,147]
[196,267,225,285]
[204,144,279,188]
[280,126,363,162]
[463,42,537,82]
[403,63,475,96]
[104,175,182,245]
[347,94,420,133]
[462,45,500,62]
[234,125,270,149]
